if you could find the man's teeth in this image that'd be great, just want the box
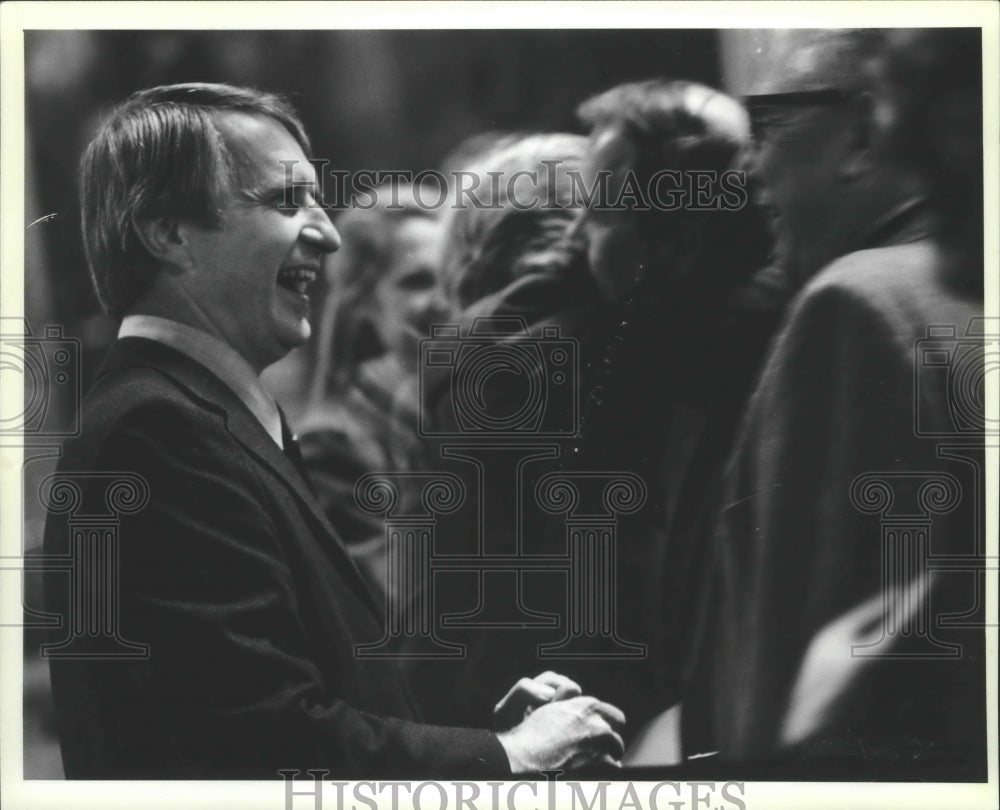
[278,267,317,294]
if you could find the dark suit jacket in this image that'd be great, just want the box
[43,337,509,779]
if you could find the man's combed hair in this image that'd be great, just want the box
[79,83,311,318]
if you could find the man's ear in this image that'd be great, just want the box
[131,213,194,272]
[838,92,878,182]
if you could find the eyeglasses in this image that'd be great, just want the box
[745,89,856,142]
[744,88,854,110]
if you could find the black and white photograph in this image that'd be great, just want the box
[2,3,997,809]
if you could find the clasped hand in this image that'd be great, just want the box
[494,671,626,773]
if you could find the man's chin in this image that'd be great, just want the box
[267,320,311,364]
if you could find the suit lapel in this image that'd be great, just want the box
[223,406,385,619]
[101,338,384,618]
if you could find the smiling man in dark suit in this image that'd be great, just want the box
[43,83,625,779]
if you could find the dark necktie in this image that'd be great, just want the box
[278,409,316,496]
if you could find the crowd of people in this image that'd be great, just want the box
[43,28,986,779]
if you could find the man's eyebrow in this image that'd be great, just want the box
[279,176,320,193]
[277,163,321,189]
[239,174,320,202]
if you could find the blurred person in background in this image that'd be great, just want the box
[873,30,984,296]
[414,81,782,737]
[404,132,596,726]
[554,79,780,732]
[43,82,628,778]
[438,129,521,186]
[441,132,591,312]
[681,29,986,774]
[296,184,452,597]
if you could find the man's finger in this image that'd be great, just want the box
[593,753,623,768]
[515,680,557,705]
[535,671,583,700]
[588,700,627,729]
[535,672,582,700]
[592,726,625,759]
[494,678,556,717]
[568,748,623,772]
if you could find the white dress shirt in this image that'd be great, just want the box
[118,314,284,449]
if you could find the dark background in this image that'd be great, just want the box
[25,30,720,353]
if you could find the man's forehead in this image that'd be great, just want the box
[684,84,750,142]
[215,111,315,185]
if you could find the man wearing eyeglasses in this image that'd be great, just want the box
[681,29,986,775]
[742,29,933,282]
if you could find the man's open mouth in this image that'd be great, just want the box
[277,265,318,295]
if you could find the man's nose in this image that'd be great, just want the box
[735,141,760,180]
[413,284,451,321]
[426,286,453,320]
[301,209,341,255]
